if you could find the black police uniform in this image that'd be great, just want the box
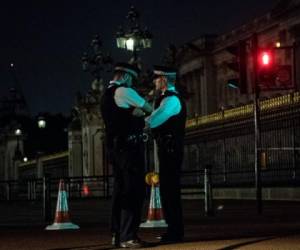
[152,90,186,239]
[100,83,146,243]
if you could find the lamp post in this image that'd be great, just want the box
[162,44,178,67]
[36,115,47,156]
[15,128,22,136]
[81,36,113,179]
[81,35,113,92]
[252,33,262,214]
[14,128,22,157]
[13,128,23,180]
[37,116,46,129]
[116,5,153,64]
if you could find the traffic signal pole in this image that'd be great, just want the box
[293,41,297,91]
[252,33,262,214]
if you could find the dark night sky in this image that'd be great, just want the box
[0,0,278,115]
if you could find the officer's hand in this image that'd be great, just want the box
[147,89,154,97]
[132,108,146,117]
[143,122,151,134]
[148,89,160,98]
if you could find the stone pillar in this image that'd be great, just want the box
[4,138,21,181]
[295,39,300,90]
[186,72,195,117]
[93,128,105,176]
[204,55,217,114]
[90,125,103,176]
[36,154,43,178]
[193,69,202,116]
[82,127,91,176]
[203,58,209,114]
[181,75,191,118]
[0,150,4,181]
[13,159,21,180]
[4,151,12,181]
[290,23,300,90]
[80,111,104,177]
[68,129,83,177]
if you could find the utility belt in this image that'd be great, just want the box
[155,134,184,154]
[113,133,148,149]
[155,134,174,144]
[127,133,149,143]
[155,134,175,153]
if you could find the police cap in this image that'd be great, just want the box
[153,65,177,79]
[114,62,140,79]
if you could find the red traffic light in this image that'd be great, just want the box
[262,52,270,65]
[257,49,276,88]
[258,50,273,67]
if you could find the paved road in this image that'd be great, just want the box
[1,199,300,249]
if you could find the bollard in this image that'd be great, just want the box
[43,174,52,223]
[204,165,214,216]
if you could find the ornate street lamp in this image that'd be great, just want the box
[37,116,46,129]
[14,128,23,160]
[162,44,178,67]
[81,35,113,91]
[14,128,22,136]
[116,6,153,63]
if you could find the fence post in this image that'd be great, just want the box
[43,174,52,222]
[33,180,36,200]
[27,181,31,201]
[6,182,11,201]
[66,179,71,199]
[106,175,111,199]
[204,165,214,216]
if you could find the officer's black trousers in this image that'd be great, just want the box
[110,142,145,242]
[157,141,184,237]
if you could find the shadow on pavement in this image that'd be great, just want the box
[48,242,159,250]
[48,244,114,250]
[216,236,276,250]
[177,230,300,250]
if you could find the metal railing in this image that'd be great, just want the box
[0,172,206,201]
[184,90,300,189]
[0,167,214,220]
[186,92,300,128]
[0,175,113,201]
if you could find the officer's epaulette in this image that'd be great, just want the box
[164,90,179,97]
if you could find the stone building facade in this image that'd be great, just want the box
[0,88,28,181]
[3,0,300,187]
[178,0,300,200]
[178,0,300,119]
[68,80,108,178]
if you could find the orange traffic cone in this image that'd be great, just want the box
[82,183,90,196]
[45,179,79,230]
[140,173,167,228]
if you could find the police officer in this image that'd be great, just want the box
[100,62,152,248]
[145,65,186,243]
